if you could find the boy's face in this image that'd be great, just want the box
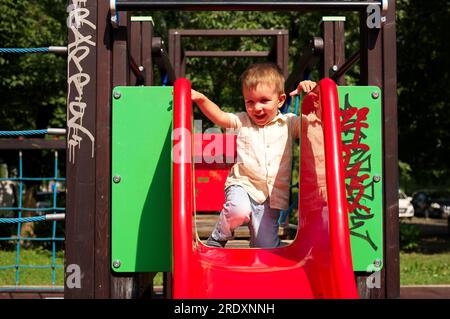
[243,83,286,126]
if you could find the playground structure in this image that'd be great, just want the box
[62,0,398,299]
[0,130,66,293]
[171,77,359,298]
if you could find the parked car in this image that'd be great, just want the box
[398,190,414,218]
[411,190,450,219]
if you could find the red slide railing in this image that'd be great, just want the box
[172,77,358,299]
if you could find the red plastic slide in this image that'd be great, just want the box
[172,78,359,299]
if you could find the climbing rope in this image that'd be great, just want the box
[0,47,67,54]
[0,128,66,137]
[0,150,65,289]
[0,214,65,224]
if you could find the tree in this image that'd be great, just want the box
[397,0,450,188]
[0,1,67,245]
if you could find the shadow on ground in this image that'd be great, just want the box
[401,217,450,254]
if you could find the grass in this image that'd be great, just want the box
[1,225,449,288]
[0,247,64,287]
[400,217,450,286]
[154,273,163,286]
[0,247,163,288]
[401,250,450,285]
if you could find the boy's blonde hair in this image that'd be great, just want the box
[240,62,285,95]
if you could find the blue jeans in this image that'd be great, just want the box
[211,185,280,248]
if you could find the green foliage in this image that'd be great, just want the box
[399,222,422,252]
[399,160,414,193]
[397,0,450,187]
[0,0,67,131]
[0,1,67,185]
[149,10,330,126]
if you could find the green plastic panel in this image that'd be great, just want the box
[338,86,383,272]
[112,86,173,272]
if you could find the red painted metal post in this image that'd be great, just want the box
[320,78,359,298]
[172,78,194,298]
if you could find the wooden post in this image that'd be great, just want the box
[94,0,114,299]
[129,16,154,85]
[66,2,155,298]
[110,14,155,299]
[321,16,346,84]
[381,0,399,300]
[65,0,99,299]
[359,0,399,299]
[276,30,289,79]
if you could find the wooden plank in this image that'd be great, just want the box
[65,0,98,299]
[170,29,289,79]
[116,1,382,11]
[141,19,154,85]
[110,12,137,299]
[94,0,113,299]
[275,32,289,79]
[110,13,156,299]
[184,51,270,57]
[170,29,288,37]
[128,18,141,85]
[322,20,334,78]
[282,33,289,79]
[195,213,292,239]
[382,0,400,299]
[358,10,385,299]
[334,20,346,85]
[0,139,65,150]
[321,18,345,83]
[173,31,182,78]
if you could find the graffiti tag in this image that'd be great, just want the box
[341,93,378,251]
[67,1,96,163]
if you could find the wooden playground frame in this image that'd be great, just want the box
[65,0,397,299]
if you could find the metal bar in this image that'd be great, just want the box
[152,37,176,84]
[116,1,382,11]
[0,287,64,292]
[184,51,270,57]
[331,50,360,81]
[15,151,23,285]
[0,207,65,212]
[0,237,65,241]
[0,178,65,182]
[0,139,65,150]
[285,37,323,93]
